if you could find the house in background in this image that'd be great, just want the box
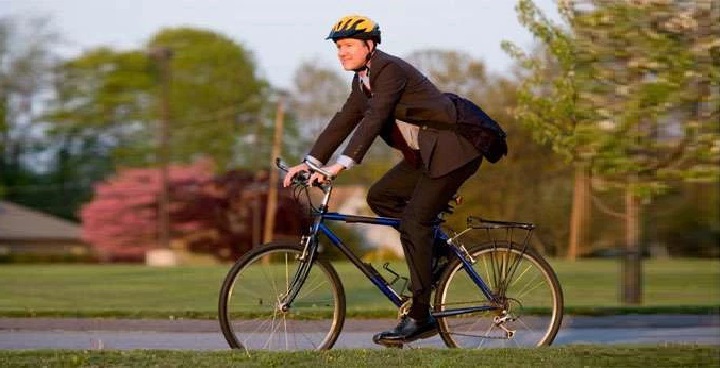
[0,200,93,261]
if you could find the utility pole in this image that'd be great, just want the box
[149,47,173,254]
[263,95,285,248]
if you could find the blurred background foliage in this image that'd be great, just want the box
[0,0,717,262]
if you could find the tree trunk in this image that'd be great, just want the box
[621,175,643,305]
[567,164,591,260]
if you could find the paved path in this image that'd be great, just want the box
[1,315,718,350]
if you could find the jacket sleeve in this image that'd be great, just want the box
[341,62,406,163]
[307,76,366,164]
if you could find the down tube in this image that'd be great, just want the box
[318,222,404,306]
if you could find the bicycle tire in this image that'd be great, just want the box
[218,241,346,351]
[434,241,563,348]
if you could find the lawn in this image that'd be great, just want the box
[0,259,718,318]
[1,346,718,368]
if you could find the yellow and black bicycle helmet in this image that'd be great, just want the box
[326,15,381,44]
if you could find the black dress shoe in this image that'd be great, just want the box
[372,315,438,345]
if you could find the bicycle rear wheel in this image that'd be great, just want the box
[434,241,563,348]
[218,241,346,351]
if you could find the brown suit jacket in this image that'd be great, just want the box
[308,50,481,178]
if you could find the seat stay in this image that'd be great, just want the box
[451,247,497,302]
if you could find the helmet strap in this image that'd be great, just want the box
[351,40,376,73]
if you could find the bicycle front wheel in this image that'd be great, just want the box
[434,241,563,348]
[218,241,346,351]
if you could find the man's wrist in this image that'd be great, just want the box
[336,155,355,169]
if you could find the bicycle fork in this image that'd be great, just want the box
[277,235,317,312]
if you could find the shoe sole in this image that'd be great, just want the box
[373,329,439,347]
[375,340,404,348]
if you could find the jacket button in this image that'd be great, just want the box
[421,125,427,130]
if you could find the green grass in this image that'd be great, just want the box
[1,346,718,367]
[0,259,718,318]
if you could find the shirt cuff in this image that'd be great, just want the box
[336,155,356,169]
[304,155,323,167]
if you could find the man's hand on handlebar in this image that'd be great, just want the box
[281,161,345,188]
[309,163,345,185]
[282,162,310,188]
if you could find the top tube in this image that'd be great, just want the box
[322,212,400,227]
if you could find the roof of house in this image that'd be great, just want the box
[0,201,81,240]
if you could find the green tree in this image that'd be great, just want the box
[47,27,268,171]
[575,0,718,303]
[147,28,267,169]
[505,0,720,303]
[48,48,155,167]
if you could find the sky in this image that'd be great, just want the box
[1,0,560,89]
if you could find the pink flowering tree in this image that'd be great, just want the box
[81,160,307,262]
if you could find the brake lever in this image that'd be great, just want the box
[276,157,290,172]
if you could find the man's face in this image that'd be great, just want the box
[335,38,371,71]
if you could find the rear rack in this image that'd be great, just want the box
[446,216,538,265]
[467,216,535,230]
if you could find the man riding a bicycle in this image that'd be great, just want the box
[283,14,485,346]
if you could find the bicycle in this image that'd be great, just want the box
[218,158,564,351]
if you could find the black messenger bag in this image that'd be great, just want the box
[443,93,508,164]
